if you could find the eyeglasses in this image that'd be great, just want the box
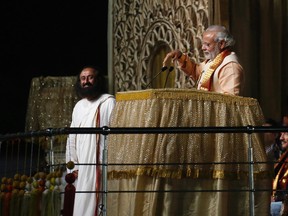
[201,41,219,49]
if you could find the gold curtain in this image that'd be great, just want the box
[25,76,79,163]
[107,88,271,216]
[212,0,288,120]
[209,0,230,27]
[25,76,79,132]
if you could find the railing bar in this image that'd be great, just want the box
[1,126,288,141]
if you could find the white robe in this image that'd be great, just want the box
[66,94,116,216]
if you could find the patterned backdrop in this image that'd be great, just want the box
[111,0,209,91]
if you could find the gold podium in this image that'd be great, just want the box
[107,89,271,216]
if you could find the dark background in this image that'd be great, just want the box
[0,2,108,134]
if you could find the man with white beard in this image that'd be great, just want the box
[163,25,244,95]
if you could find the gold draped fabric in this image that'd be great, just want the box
[25,76,79,132]
[107,88,272,216]
[25,76,79,164]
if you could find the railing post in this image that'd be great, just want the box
[247,127,255,216]
[101,134,108,216]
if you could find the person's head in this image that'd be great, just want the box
[263,118,280,144]
[201,25,235,60]
[282,115,288,126]
[280,132,288,151]
[75,66,107,100]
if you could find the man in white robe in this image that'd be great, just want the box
[66,66,115,216]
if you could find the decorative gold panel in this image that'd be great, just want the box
[112,0,209,91]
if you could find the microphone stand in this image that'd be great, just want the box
[163,67,174,88]
[144,66,168,89]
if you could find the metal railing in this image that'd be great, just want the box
[1,126,288,216]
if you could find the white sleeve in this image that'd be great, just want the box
[65,110,79,172]
[99,97,116,127]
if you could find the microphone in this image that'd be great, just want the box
[144,50,180,89]
[161,66,168,72]
[163,66,174,88]
[144,66,169,89]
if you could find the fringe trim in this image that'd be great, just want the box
[115,88,258,105]
[108,167,273,180]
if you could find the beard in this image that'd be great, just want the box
[75,82,102,100]
[204,45,221,61]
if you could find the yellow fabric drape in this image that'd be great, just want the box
[107,88,271,216]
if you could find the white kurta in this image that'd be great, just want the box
[66,94,116,216]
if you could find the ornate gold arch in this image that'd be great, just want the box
[109,0,209,92]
